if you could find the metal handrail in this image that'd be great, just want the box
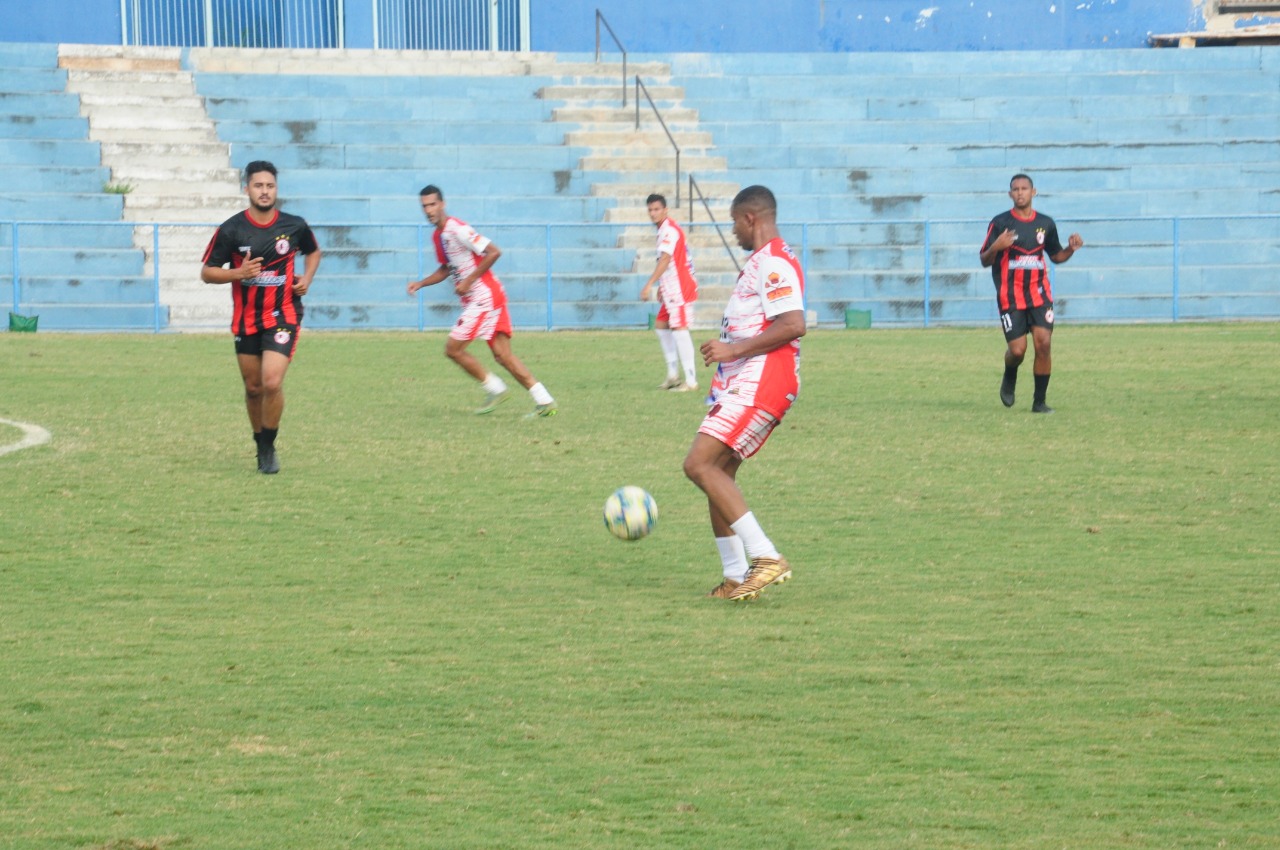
[688,174,741,274]
[635,75,680,206]
[593,9,627,107]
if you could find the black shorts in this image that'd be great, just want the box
[999,303,1054,342]
[234,323,300,359]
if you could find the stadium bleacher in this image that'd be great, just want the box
[664,47,1280,324]
[0,43,158,330]
[2,43,1277,330]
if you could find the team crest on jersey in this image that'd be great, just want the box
[275,238,290,255]
[764,271,793,302]
[274,328,292,345]
[1036,228,1046,245]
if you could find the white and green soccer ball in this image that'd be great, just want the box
[602,486,658,541]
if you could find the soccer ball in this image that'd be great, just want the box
[602,486,658,541]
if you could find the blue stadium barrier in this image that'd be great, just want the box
[4,215,1277,332]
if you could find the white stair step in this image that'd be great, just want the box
[78,93,206,110]
[540,84,684,101]
[581,154,727,172]
[88,110,213,129]
[553,106,700,123]
[92,126,221,143]
[564,129,714,147]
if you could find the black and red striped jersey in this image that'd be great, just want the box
[202,209,319,335]
[981,209,1064,311]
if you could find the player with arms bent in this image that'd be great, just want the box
[980,173,1083,414]
[407,185,556,418]
[683,186,806,601]
[639,193,700,392]
[201,160,321,474]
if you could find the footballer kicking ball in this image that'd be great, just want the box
[603,486,658,541]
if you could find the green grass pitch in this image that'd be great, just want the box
[1,325,1278,849]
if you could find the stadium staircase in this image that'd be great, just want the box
[59,45,243,329]
[539,73,741,327]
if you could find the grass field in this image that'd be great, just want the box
[2,325,1278,850]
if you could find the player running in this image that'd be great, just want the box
[407,185,556,418]
[201,160,321,474]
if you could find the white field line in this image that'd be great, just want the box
[0,418,52,457]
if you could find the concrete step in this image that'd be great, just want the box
[60,53,181,73]
[111,164,241,184]
[605,205,731,224]
[78,92,206,111]
[539,84,684,101]
[553,105,701,124]
[66,70,196,98]
[593,180,738,199]
[92,126,221,144]
[563,128,714,147]
[87,109,213,132]
[580,154,727,172]
[123,180,245,199]
[102,140,230,161]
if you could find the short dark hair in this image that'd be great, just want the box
[1010,173,1034,188]
[243,160,277,183]
[419,184,444,200]
[646,193,667,207]
[731,185,777,215]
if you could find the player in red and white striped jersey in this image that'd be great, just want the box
[639,193,700,392]
[682,186,806,602]
[407,186,556,418]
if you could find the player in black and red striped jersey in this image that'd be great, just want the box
[201,161,322,473]
[980,174,1083,414]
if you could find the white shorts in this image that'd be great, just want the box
[697,400,782,460]
[450,301,512,343]
[656,300,693,330]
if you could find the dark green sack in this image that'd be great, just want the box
[8,312,37,332]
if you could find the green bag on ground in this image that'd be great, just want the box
[9,312,38,333]
[844,308,871,330]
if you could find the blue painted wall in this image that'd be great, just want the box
[0,0,1216,50]
[538,0,1209,52]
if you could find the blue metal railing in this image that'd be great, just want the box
[2,215,1277,332]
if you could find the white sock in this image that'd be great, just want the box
[729,511,780,561]
[716,535,749,582]
[482,373,507,394]
[673,329,698,385]
[655,328,679,378]
[528,381,554,406]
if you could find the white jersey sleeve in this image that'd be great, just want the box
[756,254,805,318]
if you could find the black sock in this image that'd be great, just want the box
[253,430,264,450]
[1003,364,1018,388]
[1033,373,1050,404]
[261,427,278,450]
